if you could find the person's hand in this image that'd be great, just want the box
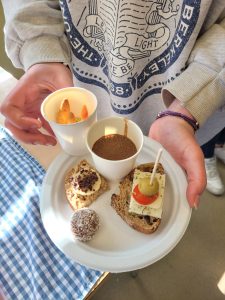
[149,102,206,208]
[0,63,73,145]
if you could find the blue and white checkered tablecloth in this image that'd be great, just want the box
[0,127,103,300]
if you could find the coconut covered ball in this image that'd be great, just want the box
[71,208,100,242]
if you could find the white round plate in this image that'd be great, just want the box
[40,137,191,272]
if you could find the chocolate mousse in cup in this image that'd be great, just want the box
[86,116,144,181]
[41,87,97,156]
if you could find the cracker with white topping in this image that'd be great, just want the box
[65,160,109,210]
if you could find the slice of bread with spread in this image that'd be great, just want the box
[65,160,109,210]
[111,162,165,234]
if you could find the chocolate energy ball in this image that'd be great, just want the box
[71,208,100,242]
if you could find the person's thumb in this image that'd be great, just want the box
[185,150,206,208]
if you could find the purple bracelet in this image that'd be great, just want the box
[156,110,199,132]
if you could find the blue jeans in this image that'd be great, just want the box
[201,127,225,158]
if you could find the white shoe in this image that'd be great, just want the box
[214,146,225,164]
[204,157,225,195]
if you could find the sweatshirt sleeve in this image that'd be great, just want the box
[1,0,71,71]
[162,17,225,126]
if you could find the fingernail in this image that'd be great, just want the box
[30,121,41,129]
[46,142,56,146]
[30,124,38,129]
[193,196,200,210]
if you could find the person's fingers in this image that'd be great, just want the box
[39,116,55,136]
[1,93,55,144]
[0,86,42,130]
[182,146,206,208]
[5,120,57,145]
[149,118,207,209]
[186,174,205,208]
[5,106,42,130]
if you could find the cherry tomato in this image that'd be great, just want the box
[132,185,158,205]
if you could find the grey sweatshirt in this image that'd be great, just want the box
[2,0,225,137]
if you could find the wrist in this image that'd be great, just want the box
[168,99,195,119]
[156,110,199,133]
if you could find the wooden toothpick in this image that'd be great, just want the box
[150,148,163,185]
